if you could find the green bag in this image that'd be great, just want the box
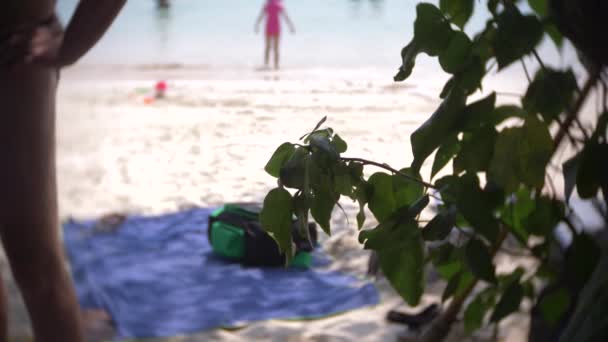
[208,204,317,268]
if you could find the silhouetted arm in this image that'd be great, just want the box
[254,7,266,33]
[282,10,295,33]
[57,0,126,66]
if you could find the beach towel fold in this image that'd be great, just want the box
[63,207,379,339]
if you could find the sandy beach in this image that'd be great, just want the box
[0,65,536,342]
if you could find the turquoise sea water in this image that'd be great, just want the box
[57,0,576,71]
[57,0,420,67]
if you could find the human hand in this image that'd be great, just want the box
[26,15,65,67]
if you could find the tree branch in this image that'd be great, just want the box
[532,49,547,72]
[553,68,602,155]
[341,157,438,189]
[521,59,532,83]
[419,227,509,342]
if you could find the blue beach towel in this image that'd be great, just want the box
[63,207,379,339]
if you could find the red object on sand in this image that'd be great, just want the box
[155,81,167,91]
[155,81,167,99]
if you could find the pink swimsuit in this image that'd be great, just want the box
[265,0,283,37]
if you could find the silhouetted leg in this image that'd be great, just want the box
[273,35,280,69]
[0,65,84,342]
[264,34,271,68]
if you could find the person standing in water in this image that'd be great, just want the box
[0,1,125,341]
[157,0,170,9]
[255,0,295,70]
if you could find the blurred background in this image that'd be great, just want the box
[4,1,601,341]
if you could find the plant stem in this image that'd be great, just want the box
[532,49,547,72]
[553,68,602,155]
[573,118,591,141]
[341,157,438,189]
[555,117,580,147]
[419,227,509,342]
[521,60,532,83]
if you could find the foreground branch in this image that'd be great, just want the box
[553,69,602,155]
[341,157,437,189]
[419,228,509,342]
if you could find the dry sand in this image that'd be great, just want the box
[2,66,532,341]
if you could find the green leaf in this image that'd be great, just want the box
[309,134,340,162]
[503,187,534,243]
[487,0,499,14]
[358,218,397,250]
[464,288,496,334]
[539,288,571,327]
[465,238,497,283]
[523,68,578,121]
[435,175,461,204]
[300,116,327,140]
[440,77,455,99]
[422,206,457,241]
[438,261,462,280]
[355,182,369,230]
[519,116,553,188]
[456,174,500,242]
[564,233,601,292]
[431,243,463,279]
[394,40,419,82]
[407,195,431,218]
[523,197,564,237]
[378,223,425,306]
[443,272,462,302]
[489,128,522,192]
[592,112,608,142]
[472,23,497,62]
[439,31,473,74]
[453,127,498,174]
[492,105,527,126]
[356,203,366,229]
[455,271,476,298]
[414,3,453,56]
[493,7,544,69]
[333,163,354,197]
[491,281,524,322]
[432,135,460,179]
[545,23,564,48]
[489,116,553,192]
[577,143,608,199]
[460,93,497,131]
[361,218,425,305]
[393,168,425,209]
[310,174,336,235]
[440,0,474,29]
[498,267,525,290]
[452,57,486,95]
[348,162,364,180]
[562,154,579,202]
[260,188,294,261]
[265,143,296,178]
[368,172,397,222]
[331,134,348,154]
[528,0,548,17]
[279,148,310,189]
[411,90,467,171]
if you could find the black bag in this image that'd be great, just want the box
[207,203,317,268]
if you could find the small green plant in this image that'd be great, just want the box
[261,0,607,340]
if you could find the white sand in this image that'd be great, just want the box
[2,66,531,341]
